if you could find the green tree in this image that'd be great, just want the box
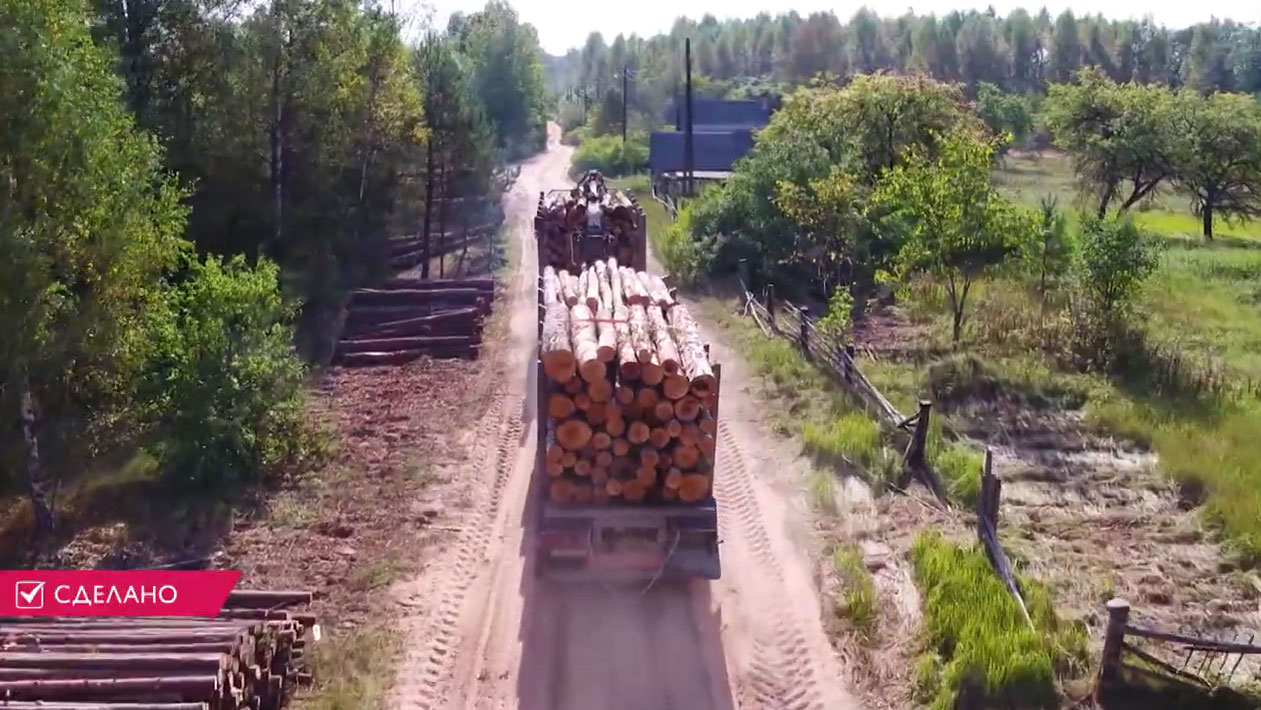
[1072,214,1157,362]
[975,82,1032,149]
[876,132,1037,342]
[141,256,314,486]
[1032,195,1075,300]
[1044,68,1181,217]
[1172,91,1261,239]
[1050,10,1080,82]
[0,0,188,533]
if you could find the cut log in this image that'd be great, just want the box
[0,653,228,672]
[550,479,574,503]
[541,268,576,382]
[674,397,701,421]
[556,419,593,451]
[547,393,576,420]
[594,303,617,363]
[678,474,711,503]
[634,387,658,410]
[564,377,584,395]
[605,415,626,438]
[673,445,700,469]
[561,451,577,468]
[622,480,647,502]
[662,374,691,401]
[586,402,608,426]
[346,307,481,338]
[587,378,613,403]
[612,438,630,456]
[0,675,220,701]
[337,335,474,354]
[648,427,671,449]
[350,287,486,306]
[698,410,717,435]
[640,448,660,468]
[584,267,600,310]
[223,590,312,607]
[620,267,649,305]
[558,270,579,307]
[667,304,718,398]
[664,469,684,491]
[596,450,613,468]
[639,271,674,309]
[546,461,564,477]
[606,479,623,497]
[636,466,658,487]
[627,421,650,445]
[574,459,592,476]
[645,306,680,374]
[380,276,495,291]
[666,419,683,439]
[569,304,604,383]
[652,401,675,423]
[614,385,635,405]
[573,392,591,411]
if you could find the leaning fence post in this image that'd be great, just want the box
[1098,598,1131,689]
[798,306,811,355]
[843,343,856,384]
[766,284,776,325]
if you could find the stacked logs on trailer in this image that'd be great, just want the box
[0,589,317,710]
[540,260,718,505]
[335,276,494,366]
[534,188,646,273]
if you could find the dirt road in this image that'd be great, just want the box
[389,125,858,710]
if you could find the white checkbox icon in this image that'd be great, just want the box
[15,581,45,609]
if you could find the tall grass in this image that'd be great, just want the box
[912,531,1089,710]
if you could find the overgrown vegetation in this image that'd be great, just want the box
[1,0,549,548]
[571,133,649,177]
[912,531,1088,710]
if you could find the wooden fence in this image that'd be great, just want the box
[1099,597,1261,694]
[739,280,1039,636]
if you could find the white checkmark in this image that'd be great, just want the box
[17,582,43,604]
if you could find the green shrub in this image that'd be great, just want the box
[141,255,322,487]
[570,134,647,176]
[830,542,878,637]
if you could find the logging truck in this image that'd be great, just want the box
[532,171,722,583]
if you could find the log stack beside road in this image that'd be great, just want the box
[0,589,317,710]
[539,260,719,506]
[335,276,494,366]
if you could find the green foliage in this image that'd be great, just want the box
[802,414,882,471]
[911,531,1087,710]
[656,199,710,283]
[570,134,647,177]
[684,74,980,294]
[932,442,984,507]
[1043,69,1181,216]
[1171,90,1261,239]
[1075,214,1158,328]
[815,287,854,340]
[830,542,878,637]
[141,256,318,487]
[0,0,189,515]
[975,82,1033,150]
[876,131,1039,342]
[1032,195,1075,298]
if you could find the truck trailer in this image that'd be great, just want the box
[531,171,721,583]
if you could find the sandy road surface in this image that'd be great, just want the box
[389,124,858,710]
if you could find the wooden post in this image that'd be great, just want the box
[798,306,810,355]
[738,258,750,291]
[765,284,776,324]
[1099,598,1131,689]
[843,344,856,384]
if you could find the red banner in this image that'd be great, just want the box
[0,570,241,618]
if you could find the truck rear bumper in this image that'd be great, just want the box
[535,501,721,583]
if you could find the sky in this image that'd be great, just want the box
[397,0,1261,55]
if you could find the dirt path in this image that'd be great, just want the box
[386,126,860,710]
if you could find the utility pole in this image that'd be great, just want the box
[621,64,628,144]
[684,38,694,197]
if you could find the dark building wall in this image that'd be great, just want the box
[649,130,755,174]
[664,98,771,131]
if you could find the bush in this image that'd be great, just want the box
[141,255,321,487]
[1070,214,1158,369]
[570,134,647,177]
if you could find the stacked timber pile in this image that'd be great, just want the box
[335,276,494,366]
[539,260,719,505]
[534,189,646,272]
[385,201,505,270]
[0,589,317,710]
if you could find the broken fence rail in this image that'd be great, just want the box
[1099,597,1261,692]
